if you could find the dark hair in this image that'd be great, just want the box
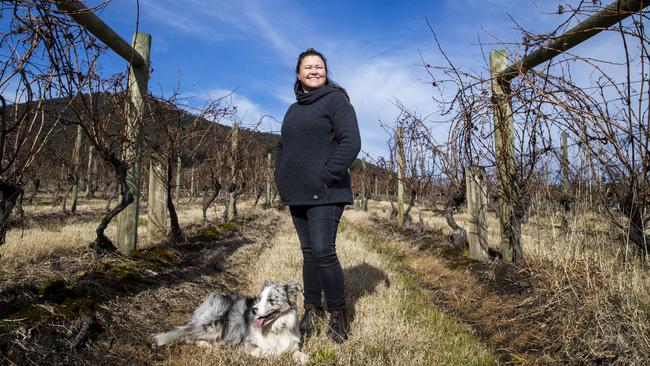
[294,48,348,98]
[295,48,328,75]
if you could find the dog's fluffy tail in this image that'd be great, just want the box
[154,325,195,346]
[153,293,236,346]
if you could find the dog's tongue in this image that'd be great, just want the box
[255,317,265,327]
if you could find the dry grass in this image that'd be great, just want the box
[1,197,496,365]
[0,199,279,365]
[364,199,650,365]
[0,196,226,268]
[159,206,496,366]
[4,193,648,365]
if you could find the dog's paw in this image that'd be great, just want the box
[152,333,168,347]
[248,346,263,358]
[196,340,213,349]
[271,320,286,333]
[292,351,309,365]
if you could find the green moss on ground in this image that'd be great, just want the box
[8,294,97,324]
[186,220,242,245]
[131,247,180,263]
[98,262,142,282]
[56,297,98,319]
[8,304,52,322]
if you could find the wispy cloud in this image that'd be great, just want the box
[337,52,438,159]
[241,1,294,56]
[140,0,294,56]
[140,0,221,39]
[129,0,632,161]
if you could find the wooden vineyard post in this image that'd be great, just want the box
[190,165,195,197]
[147,155,168,238]
[115,32,151,255]
[360,158,368,211]
[175,154,181,207]
[465,166,489,260]
[265,151,272,208]
[374,175,378,199]
[85,145,94,198]
[560,132,571,232]
[70,124,83,213]
[561,132,570,192]
[490,49,522,263]
[396,126,405,227]
[224,122,239,222]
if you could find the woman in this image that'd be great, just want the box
[275,48,361,342]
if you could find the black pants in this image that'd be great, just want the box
[289,204,345,311]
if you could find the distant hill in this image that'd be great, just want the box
[7,92,279,178]
[7,92,383,189]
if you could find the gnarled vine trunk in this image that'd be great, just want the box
[445,191,468,249]
[201,170,221,226]
[0,181,22,245]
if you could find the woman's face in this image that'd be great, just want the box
[297,55,327,92]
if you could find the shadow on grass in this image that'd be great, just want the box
[8,209,107,231]
[344,262,390,322]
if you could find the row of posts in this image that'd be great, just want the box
[393,124,491,261]
[391,49,515,262]
[388,48,517,262]
[69,23,505,262]
[390,48,579,262]
[64,0,645,258]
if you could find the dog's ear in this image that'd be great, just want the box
[284,283,302,304]
[261,281,273,292]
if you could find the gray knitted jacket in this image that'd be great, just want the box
[275,84,361,206]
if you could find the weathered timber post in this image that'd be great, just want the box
[560,132,571,232]
[561,134,570,190]
[265,151,272,208]
[396,126,405,227]
[115,33,151,255]
[190,165,195,197]
[360,158,368,211]
[70,124,83,213]
[490,49,522,263]
[465,166,489,261]
[374,175,378,199]
[175,154,181,207]
[224,122,239,222]
[11,112,22,175]
[84,145,94,198]
[148,155,168,238]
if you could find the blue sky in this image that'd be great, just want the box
[20,1,634,159]
[85,0,570,159]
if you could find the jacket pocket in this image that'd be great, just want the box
[278,159,328,202]
[275,160,287,198]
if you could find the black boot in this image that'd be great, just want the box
[326,309,348,343]
[299,304,324,337]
